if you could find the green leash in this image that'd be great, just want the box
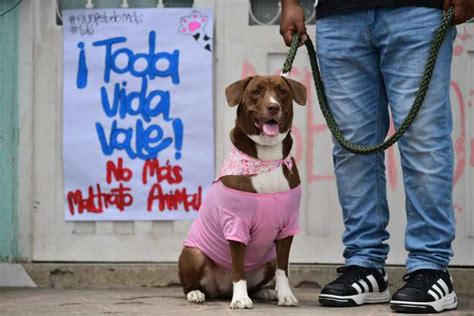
[282,7,455,155]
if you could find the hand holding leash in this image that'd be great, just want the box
[444,0,474,24]
[280,0,308,47]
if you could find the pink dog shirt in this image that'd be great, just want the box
[184,147,301,271]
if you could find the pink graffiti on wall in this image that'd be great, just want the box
[453,25,472,56]
[451,81,466,185]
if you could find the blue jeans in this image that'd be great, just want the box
[316,7,456,272]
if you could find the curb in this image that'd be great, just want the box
[8,263,472,295]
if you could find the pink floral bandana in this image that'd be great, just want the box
[217,146,294,180]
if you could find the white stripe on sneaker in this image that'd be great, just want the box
[358,279,370,293]
[359,279,370,293]
[366,275,379,293]
[437,279,449,296]
[432,284,444,298]
[352,282,363,294]
[428,289,440,300]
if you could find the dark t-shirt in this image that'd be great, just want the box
[316,0,444,19]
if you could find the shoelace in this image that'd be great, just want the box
[333,266,375,286]
[402,269,444,290]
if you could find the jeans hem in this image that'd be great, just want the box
[345,258,385,270]
[406,262,446,273]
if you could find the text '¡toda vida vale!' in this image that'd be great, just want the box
[67,30,202,215]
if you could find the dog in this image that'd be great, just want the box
[178,75,307,309]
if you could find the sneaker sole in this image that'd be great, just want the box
[319,289,391,307]
[390,291,458,313]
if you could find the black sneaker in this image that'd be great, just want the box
[390,269,458,313]
[318,265,390,307]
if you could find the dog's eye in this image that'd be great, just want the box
[276,85,287,93]
[251,89,261,96]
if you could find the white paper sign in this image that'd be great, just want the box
[63,8,214,221]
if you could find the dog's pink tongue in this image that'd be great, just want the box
[263,123,280,136]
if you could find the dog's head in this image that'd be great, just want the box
[225,76,306,145]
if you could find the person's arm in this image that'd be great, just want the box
[444,0,474,24]
[280,0,308,46]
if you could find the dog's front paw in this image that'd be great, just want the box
[186,290,206,303]
[277,293,299,307]
[275,269,298,307]
[230,295,253,309]
[230,280,253,309]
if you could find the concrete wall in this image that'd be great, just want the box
[6,0,474,266]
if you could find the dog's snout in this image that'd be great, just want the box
[266,103,281,115]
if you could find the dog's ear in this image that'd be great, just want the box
[284,78,307,106]
[225,77,254,107]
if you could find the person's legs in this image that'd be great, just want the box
[316,10,393,307]
[316,9,390,270]
[375,7,456,273]
[374,7,457,313]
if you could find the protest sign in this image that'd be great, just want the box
[63,8,214,220]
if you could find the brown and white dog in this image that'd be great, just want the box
[178,75,306,309]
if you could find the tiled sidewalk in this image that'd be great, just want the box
[1,287,473,315]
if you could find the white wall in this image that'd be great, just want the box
[17,0,474,265]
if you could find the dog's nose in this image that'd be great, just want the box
[266,103,281,115]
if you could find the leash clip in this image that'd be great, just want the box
[280,71,290,78]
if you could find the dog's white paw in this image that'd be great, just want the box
[252,288,278,301]
[230,296,253,309]
[186,290,206,303]
[277,293,299,307]
[275,269,298,307]
[230,280,253,309]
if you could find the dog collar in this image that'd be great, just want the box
[217,146,293,180]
